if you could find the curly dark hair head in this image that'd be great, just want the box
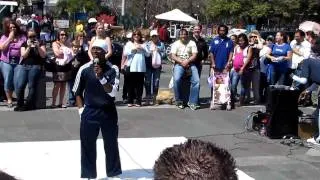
[154,139,238,180]
[217,24,229,35]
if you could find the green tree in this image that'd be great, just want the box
[206,0,320,29]
[56,0,99,17]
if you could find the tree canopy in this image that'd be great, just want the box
[56,0,99,17]
[206,0,320,28]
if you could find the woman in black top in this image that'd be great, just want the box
[14,29,46,111]
[67,38,89,106]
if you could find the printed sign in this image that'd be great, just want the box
[53,20,70,29]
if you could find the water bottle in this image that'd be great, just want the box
[259,124,267,136]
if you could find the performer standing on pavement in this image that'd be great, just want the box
[72,39,122,179]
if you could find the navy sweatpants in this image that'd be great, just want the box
[80,106,122,178]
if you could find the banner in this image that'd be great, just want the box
[53,20,70,29]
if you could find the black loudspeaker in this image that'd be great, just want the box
[266,85,301,139]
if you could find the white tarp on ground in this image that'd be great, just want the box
[0,137,254,180]
[155,9,199,24]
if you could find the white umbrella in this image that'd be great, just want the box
[299,21,320,35]
[155,9,199,24]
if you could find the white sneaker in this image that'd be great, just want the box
[307,137,319,145]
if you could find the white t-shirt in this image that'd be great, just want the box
[290,40,311,69]
[170,40,198,60]
[259,45,271,74]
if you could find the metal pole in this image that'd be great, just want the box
[0,5,7,14]
[121,0,125,16]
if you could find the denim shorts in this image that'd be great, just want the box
[0,61,16,92]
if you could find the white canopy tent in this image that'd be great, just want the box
[155,9,199,24]
[0,1,18,14]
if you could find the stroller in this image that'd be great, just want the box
[209,71,232,110]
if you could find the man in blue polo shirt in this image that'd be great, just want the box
[72,40,122,179]
[209,25,234,73]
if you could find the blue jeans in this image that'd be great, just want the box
[230,69,240,103]
[14,65,41,108]
[0,61,17,92]
[268,64,289,85]
[68,78,76,105]
[173,64,200,105]
[144,67,161,98]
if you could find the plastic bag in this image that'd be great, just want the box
[152,51,162,68]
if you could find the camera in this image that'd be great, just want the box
[29,39,37,47]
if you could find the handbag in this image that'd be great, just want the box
[44,56,56,72]
[122,65,130,74]
[122,53,136,74]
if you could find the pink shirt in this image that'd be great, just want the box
[0,34,27,63]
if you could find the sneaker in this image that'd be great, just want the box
[176,102,185,109]
[188,102,199,110]
[134,103,141,107]
[14,106,27,112]
[306,137,320,145]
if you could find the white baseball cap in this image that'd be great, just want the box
[150,30,158,36]
[92,39,108,52]
[88,18,97,23]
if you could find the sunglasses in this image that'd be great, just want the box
[133,34,140,36]
[60,34,66,36]
[250,36,258,38]
[28,35,36,38]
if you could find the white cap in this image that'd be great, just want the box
[150,30,158,36]
[88,18,97,23]
[31,14,36,18]
[126,32,132,39]
[92,39,108,52]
